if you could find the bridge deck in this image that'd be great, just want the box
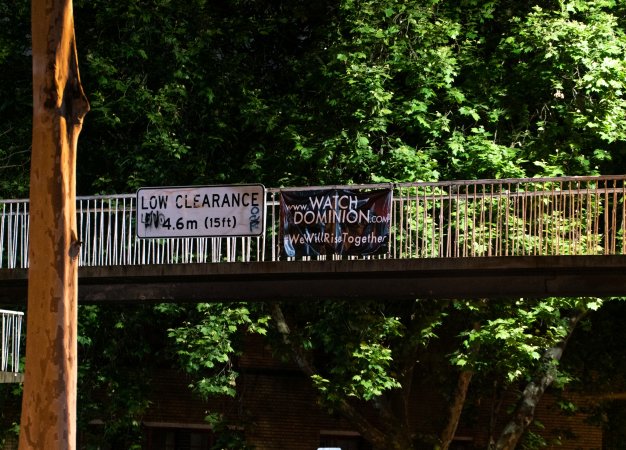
[1,255,625,302]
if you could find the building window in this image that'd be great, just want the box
[319,431,372,450]
[449,437,474,450]
[145,427,212,450]
[319,433,472,450]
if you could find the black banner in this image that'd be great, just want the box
[280,188,392,258]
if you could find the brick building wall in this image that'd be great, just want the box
[140,335,605,449]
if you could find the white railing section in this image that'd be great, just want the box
[0,175,624,268]
[1,309,23,374]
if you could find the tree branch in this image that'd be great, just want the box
[439,369,473,450]
[439,321,479,450]
[269,302,392,448]
[495,311,587,450]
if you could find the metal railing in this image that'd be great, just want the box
[0,175,624,268]
[1,309,23,374]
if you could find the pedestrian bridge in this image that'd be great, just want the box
[1,175,625,302]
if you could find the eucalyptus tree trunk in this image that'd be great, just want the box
[19,0,88,448]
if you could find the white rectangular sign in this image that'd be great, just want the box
[136,184,265,238]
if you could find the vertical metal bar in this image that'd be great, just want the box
[98,198,105,265]
[24,202,30,268]
[112,199,119,265]
[462,185,469,257]
[538,183,545,255]
[272,193,278,261]
[421,187,427,258]
[407,187,412,259]
[496,183,503,256]
[15,203,22,267]
[261,192,268,262]
[127,197,134,265]
[397,190,404,259]
[400,189,410,259]
[487,184,494,257]
[84,199,91,266]
[622,180,626,255]
[120,197,127,265]
[555,181,561,255]
[545,183,556,255]
[529,183,541,256]
[91,199,99,265]
[20,203,27,268]
[586,182,593,254]
[454,186,460,258]
[77,199,83,266]
[431,187,437,257]
[568,181,574,255]
[592,182,600,254]
[576,181,582,255]
[611,179,618,255]
[526,182,533,255]
[0,203,5,268]
[8,203,14,268]
[469,184,476,257]
[1,313,6,370]
[9,203,15,268]
[15,313,22,371]
[512,184,519,256]
[7,203,12,268]
[106,199,112,265]
[437,188,444,257]
[478,184,486,256]
[604,180,610,256]
[446,186,452,258]
[521,182,527,256]
[504,183,511,257]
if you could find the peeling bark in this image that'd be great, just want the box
[19,1,88,449]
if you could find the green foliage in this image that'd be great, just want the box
[0,0,31,198]
[2,0,626,194]
[451,298,600,384]
[0,383,21,448]
[270,299,447,408]
[205,412,254,450]
[77,304,185,448]
[168,303,269,398]
[310,309,404,401]
[497,0,626,175]
[561,299,626,435]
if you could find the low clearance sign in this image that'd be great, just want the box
[136,184,264,238]
[280,187,392,258]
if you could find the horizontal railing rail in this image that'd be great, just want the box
[1,309,23,374]
[0,175,624,268]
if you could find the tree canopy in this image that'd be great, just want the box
[2,0,626,196]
